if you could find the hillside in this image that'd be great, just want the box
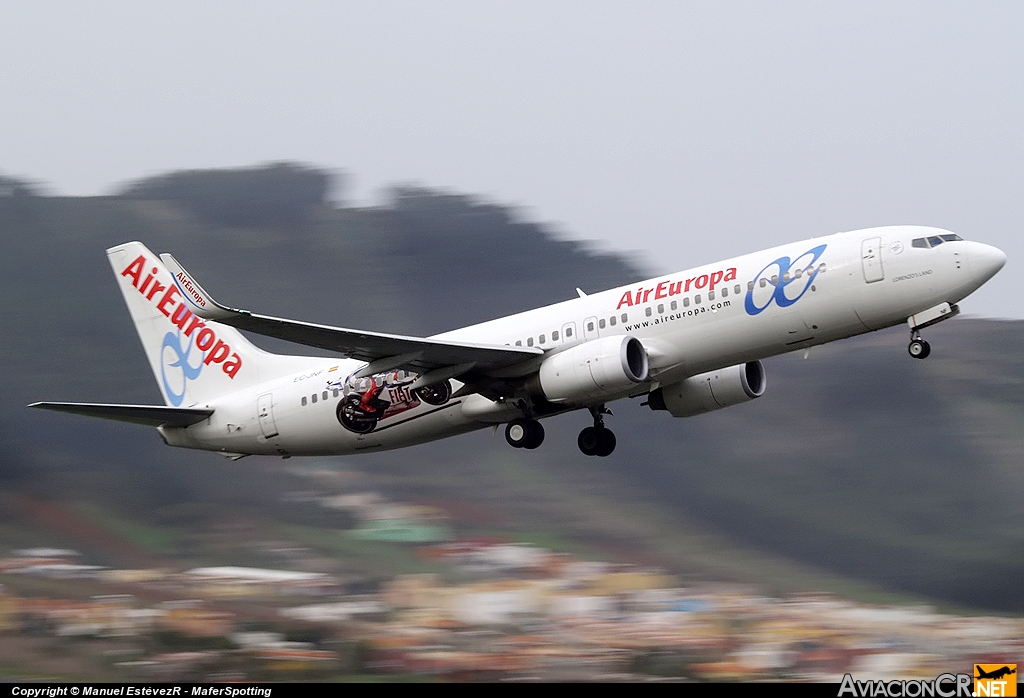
[1,164,1021,612]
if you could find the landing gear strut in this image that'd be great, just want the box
[578,405,616,457]
[505,418,544,450]
[908,330,931,360]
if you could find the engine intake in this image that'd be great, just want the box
[647,361,766,417]
[537,335,649,404]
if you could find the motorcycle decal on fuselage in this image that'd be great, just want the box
[328,369,453,434]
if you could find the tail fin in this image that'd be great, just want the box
[107,242,312,407]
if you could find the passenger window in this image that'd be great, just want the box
[695,294,702,304]
[795,269,802,279]
[515,340,522,346]
[683,297,690,307]
[552,330,559,341]
[609,317,616,326]
[782,272,790,283]
[566,327,573,337]
[645,307,652,317]
[657,304,664,314]
[311,393,317,404]
[599,319,606,329]
[721,287,728,297]
[912,238,929,248]
[735,284,741,294]
[587,321,594,332]
[670,301,677,310]
[527,337,534,347]
[748,281,754,291]
[928,236,944,247]
[333,389,339,398]
[301,397,307,406]
[708,291,715,301]
[539,334,546,344]
[770,275,778,285]
[620,313,628,323]
[759,278,767,288]
[818,263,826,273]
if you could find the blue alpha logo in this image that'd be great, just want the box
[744,244,827,316]
[161,330,204,406]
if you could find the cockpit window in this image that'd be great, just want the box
[927,236,944,247]
[940,234,964,242]
[912,238,929,248]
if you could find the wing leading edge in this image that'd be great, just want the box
[159,253,542,375]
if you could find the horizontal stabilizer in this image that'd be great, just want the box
[29,402,213,427]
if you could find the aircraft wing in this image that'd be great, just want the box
[160,253,543,375]
[29,402,214,427]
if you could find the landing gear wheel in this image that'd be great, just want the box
[595,428,616,457]
[908,339,931,359]
[415,380,452,405]
[505,419,544,449]
[337,395,379,434]
[578,427,616,457]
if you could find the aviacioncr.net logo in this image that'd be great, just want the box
[161,330,204,407]
[745,244,827,316]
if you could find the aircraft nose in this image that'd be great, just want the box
[971,242,1007,281]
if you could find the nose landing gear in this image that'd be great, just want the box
[908,330,931,359]
[578,405,616,457]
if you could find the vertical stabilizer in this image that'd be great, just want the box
[107,242,312,406]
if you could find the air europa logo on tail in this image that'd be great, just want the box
[121,255,242,379]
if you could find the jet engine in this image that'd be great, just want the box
[535,335,649,403]
[647,361,766,417]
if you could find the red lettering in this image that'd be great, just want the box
[724,267,737,282]
[642,288,653,302]
[684,278,694,292]
[170,303,193,330]
[146,281,165,301]
[709,271,723,290]
[139,267,158,296]
[669,281,682,296]
[616,291,634,309]
[204,339,231,365]
[121,255,145,287]
[184,315,205,337]
[223,353,242,379]
[157,285,181,317]
[654,281,668,299]
[695,275,708,289]
[195,328,215,351]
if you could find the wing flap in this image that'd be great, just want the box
[29,402,214,427]
[159,252,542,373]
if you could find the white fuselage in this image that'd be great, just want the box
[160,226,1005,457]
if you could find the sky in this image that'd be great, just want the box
[2,1,1022,317]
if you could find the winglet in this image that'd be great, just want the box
[159,253,239,321]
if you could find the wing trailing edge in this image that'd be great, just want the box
[159,252,542,374]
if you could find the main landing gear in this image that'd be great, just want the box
[578,405,616,457]
[908,330,931,360]
[505,418,545,450]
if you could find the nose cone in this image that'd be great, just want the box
[972,243,1008,282]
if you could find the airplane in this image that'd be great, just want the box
[30,226,1005,459]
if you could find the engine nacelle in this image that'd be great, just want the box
[647,361,766,417]
[537,335,649,403]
